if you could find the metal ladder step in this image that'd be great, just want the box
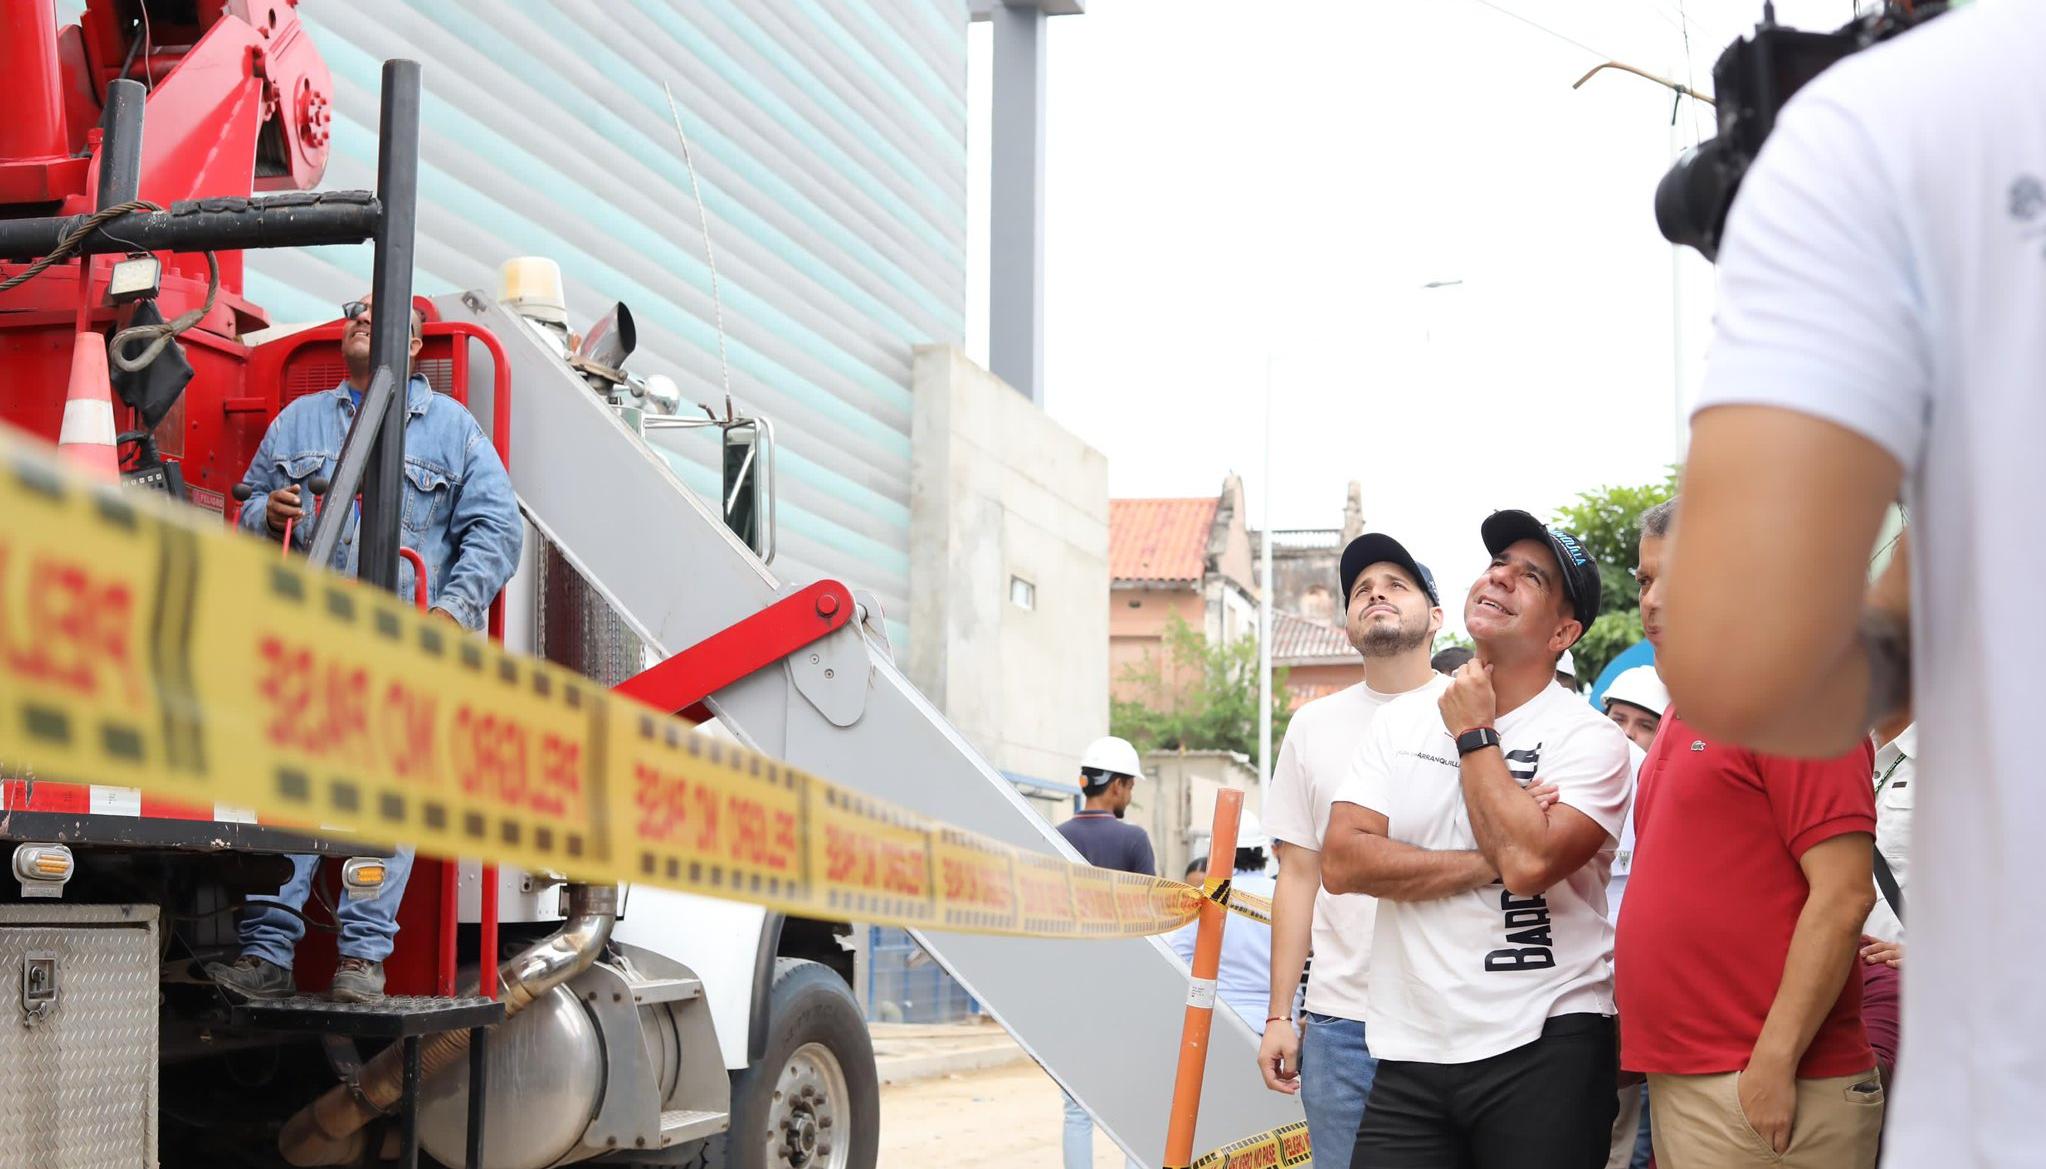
[658,1109,728,1147]
[630,976,703,1006]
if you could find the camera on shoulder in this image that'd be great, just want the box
[1656,1,1953,261]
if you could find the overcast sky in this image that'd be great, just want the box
[965,0,1853,629]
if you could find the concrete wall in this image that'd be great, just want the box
[1108,586,1203,704]
[1251,482,1363,627]
[1263,543,1343,626]
[1204,477,1259,649]
[1129,750,1262,882]
[907,345,1109,786]
[1210,577,1260,647]
[1282,660,1365,698]
[1210,476,1257,600]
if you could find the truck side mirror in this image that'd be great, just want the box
[721,416,776,565]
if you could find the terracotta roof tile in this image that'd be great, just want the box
[1271,610,1352,663]
[1286,681,1350,711]
[1110,497,1217,583]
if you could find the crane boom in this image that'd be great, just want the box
[441,292,1306,1165]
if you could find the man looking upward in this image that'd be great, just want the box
[1325,511,1633,1169]
[1258,533,1448,1161]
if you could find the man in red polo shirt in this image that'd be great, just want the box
[1616,498,1882,1168]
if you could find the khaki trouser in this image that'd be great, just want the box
[1606,1082,1644,1169]
[1647,1069,1883,1169]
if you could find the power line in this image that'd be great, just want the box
[1466,0,1617,62]
[1676,0,1709,140]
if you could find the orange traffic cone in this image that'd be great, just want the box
[58,331,120,481]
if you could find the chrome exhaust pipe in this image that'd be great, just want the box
[277,884,619,1166]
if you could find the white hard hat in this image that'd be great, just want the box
[1234,809,1265,848]
[1079,736,1143,783]
[1603,665,1671,717]
[1557,649,1577,680]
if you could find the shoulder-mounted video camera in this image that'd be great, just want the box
[1656,1,1950,261]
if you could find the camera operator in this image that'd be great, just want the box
[1655,5,2043,1166]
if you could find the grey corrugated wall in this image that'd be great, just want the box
[55,0,968,647]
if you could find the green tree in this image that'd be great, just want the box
[1432,630,1472,655]
[1548,469,1678,684]
[1111,613,1291,759]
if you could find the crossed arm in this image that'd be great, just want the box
[1459,748,1615,897]
[1321,801,1497,901]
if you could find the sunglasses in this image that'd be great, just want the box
[341,301,421,336]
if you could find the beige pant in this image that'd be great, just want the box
[1606,1083,1644,1169]
[1647,1069,1884,1169]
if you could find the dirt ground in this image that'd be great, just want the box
[879,1059,1133,1169]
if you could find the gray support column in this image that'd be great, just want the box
[988,3,1047,404]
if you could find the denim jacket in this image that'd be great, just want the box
[236,376,522,630]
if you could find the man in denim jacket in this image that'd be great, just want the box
[208,292,521,1003]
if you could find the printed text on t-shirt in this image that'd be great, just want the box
[1487,886,1557,971]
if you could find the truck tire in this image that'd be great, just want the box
[710,957,878,1169]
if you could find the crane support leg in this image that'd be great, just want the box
[615,580,855,724]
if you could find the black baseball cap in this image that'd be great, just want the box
[1339,533,1439,606]
[1479,510,1601,639]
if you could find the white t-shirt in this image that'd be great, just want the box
[1263,675,1450,1021]
[1692,6,2042,1160]
[1864,726,1914,942]
[1333,681,1632,1064]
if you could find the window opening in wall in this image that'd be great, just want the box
[1009,575,1036,610]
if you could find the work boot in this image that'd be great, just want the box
[329,957,386,1004]
[205,955,296,1002]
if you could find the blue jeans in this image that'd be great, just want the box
[1299,1011,1377,1169]
[1062,1091,1136,1169]
[1631,1085,1654,1169]
[240,847,415,967]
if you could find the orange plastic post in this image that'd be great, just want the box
[1161,787,1244,1168]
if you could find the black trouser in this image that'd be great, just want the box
[1350,1013,1617,1169]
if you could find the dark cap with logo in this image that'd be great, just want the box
[1339,532,1440,606]
[1479,510,1601,638]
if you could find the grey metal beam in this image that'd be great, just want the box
[442,290,1302,1168]
[988,2,1048,403]
[968,0,1088,19]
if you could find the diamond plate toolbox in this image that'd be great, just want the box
[0,904,159,1169]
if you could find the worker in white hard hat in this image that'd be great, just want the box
[1600,662,1666,1169]
[1055,735,1153,1169]
[1557,648,1580,692]
[1595,662,1667,935]
[1169,808,1278,1036]
[1603,665,1671,753]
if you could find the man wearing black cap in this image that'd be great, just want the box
[1324,510,1633,1169]
[1258,533,1446,1163]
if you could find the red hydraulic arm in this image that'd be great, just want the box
[614,580,857,723]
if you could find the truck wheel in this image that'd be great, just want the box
[716,957,878,1169]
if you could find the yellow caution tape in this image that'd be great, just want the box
[1172,1120,1312,1169]
[0,426,1205,939]
[1200,876,1275,927]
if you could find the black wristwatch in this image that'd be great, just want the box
[1455,727,1502,757]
